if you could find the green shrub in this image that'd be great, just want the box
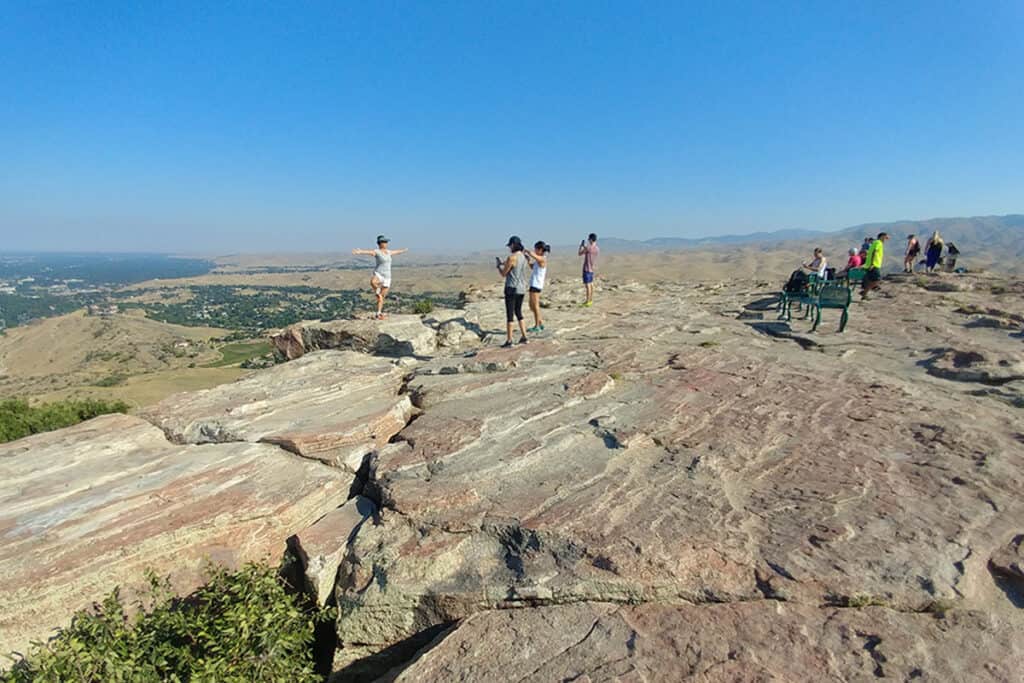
[92,373,127,387]
[0,398,130,444]
[412,299,434,315]
[1,563,329,682]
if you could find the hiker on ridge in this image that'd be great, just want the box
[904,234,921,273]
[578,233,599,307]
[523,240,550,333]
[860,232,889,300]
[497,235,530,347]
[925,231,944,272]
[352,235,408,320]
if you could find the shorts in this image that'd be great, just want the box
[529,286,542,293]
[373,272,391,289]
[582,271,595,284]
[862,267,881,287]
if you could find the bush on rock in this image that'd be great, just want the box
[2,563,329,682]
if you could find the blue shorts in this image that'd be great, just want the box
[582,271,595,284]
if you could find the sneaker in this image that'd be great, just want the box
[539,324,545,330]
[584,301,593,307]
[519,336,528,344]
[501,340,513,348]
[526,326,540,333]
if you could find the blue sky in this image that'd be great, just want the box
[2,1,1022,252]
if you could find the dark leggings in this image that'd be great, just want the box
[504,287,524,323]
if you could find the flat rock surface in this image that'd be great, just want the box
[328,272,1024,679]
[388,601,1023,682]
[4,271,1024,679]
[141,350,414,470]
[0,414,348,655]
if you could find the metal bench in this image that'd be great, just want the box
[779,274,823,321]
[842,267,866,287]
[810,283,852,332]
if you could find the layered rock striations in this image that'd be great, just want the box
[0,414,349,656]
[2,271,1023,680]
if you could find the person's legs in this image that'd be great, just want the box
[528,290,542,329]
[515,294,527,341]
[582,271,594,305]
[376,286,389,318]
[860,268,880,298]
[504,288,515,344]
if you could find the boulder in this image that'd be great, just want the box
[0,414,348,656]
[990,534,1024,594]
[271,316,437,360]
[140,351,415,470]
[422,309,484,348]
[289,496,377,607]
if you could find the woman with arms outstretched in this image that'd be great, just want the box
[352,235,407,319]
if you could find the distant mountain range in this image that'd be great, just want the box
[600,214,1024,259]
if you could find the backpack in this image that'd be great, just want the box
[784,269,808,293]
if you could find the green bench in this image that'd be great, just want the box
[779,274,823,321]
[842,267,866,286]
[810,283,852,332]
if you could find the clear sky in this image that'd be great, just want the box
[2,1,1022,252]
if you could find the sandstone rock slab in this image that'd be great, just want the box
[387,601,1024,682]
[141,351,415,470]
[331,279,1024,669]
[272,315,437,360]
[289,496,377,607]
[0,414,348,656]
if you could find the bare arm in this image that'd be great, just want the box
[578,244,587,256]
[498,254,515,277]
[351,248,375,256]
[390,248,409,256]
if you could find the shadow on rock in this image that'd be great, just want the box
[746,321,820,350]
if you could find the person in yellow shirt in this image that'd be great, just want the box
[860,232,890,299]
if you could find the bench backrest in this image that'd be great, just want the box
[846,267,866,282]
[818,283,851,308]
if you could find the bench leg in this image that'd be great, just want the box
[839,308,848,333]
[811,306,821,332]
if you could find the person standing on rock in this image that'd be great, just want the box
[860,236,873,261]
[578,233,599,307]
[860,232,889,300]
[904,234,921,273]
[925,231,944,273]
[523,241,550,333]
[497,235,529,347]
[352,236,408,320]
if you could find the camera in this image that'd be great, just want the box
[495,256,501,267]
